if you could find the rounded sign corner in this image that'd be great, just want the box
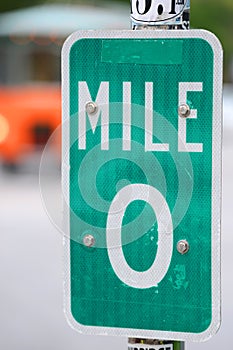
[64,301,86,335]
[192,315,221,343]
[61,31,85,58]
[193,29,223,57]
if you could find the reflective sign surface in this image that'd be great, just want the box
[62,30,222,341]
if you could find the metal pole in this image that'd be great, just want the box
[128,338,185,350]
[131,0,190,30]
[127,0,191,348]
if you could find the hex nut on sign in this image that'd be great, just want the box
[177,240,190,255]
[178,104,191,118]
[85,101,98,115]
[83,234,95,248]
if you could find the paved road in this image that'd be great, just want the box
[0,126,232,350]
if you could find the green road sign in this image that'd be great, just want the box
[62,30,222,341]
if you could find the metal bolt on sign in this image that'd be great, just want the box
[83,234,95,248]
[85,101,98,115]
[177,240,190,255]
[178,104,191,118]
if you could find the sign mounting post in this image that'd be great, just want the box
[62,0,222,344]
[130,2,190,348]
[131,0,190,29]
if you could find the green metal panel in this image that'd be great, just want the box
[63,31,222,340]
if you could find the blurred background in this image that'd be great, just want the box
[0,1,232,350]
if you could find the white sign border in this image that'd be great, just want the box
[62,29,222,342]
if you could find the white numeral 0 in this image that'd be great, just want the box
[106,184,173,289]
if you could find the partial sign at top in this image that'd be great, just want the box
[131,0,189,25]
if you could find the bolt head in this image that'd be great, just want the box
[178,104,191,118]
[177,240,190,255]
[83,234,95,247]
[85,101,98,115]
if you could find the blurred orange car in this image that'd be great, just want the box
[0,85,61,166]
